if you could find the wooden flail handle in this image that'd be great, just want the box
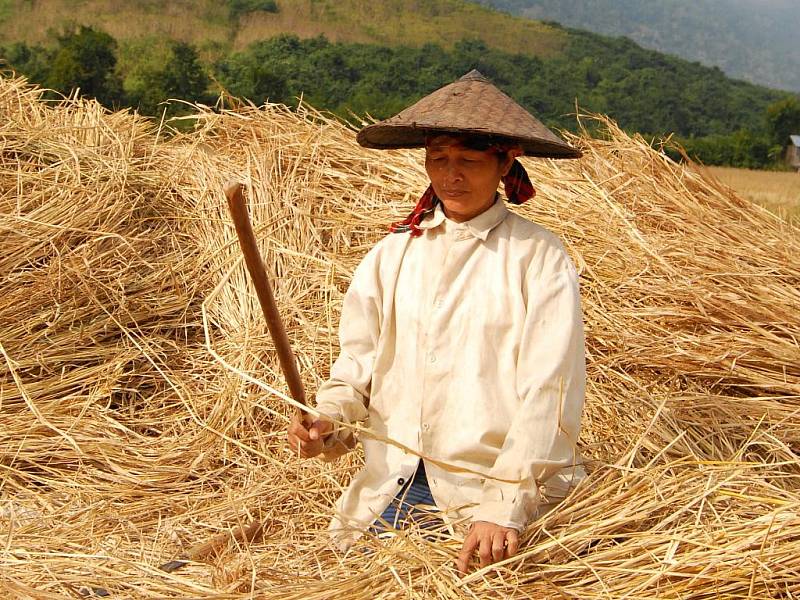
[156,181,304,576]
[159,520,265,573]
[223,181,307,408]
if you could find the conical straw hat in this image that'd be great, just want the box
[357,70,581,159]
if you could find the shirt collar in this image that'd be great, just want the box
[418,195,508,241]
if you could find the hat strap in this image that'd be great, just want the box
[389,185,438,238]
[503,159,536,205]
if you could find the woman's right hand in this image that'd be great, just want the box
[287,413,334,458]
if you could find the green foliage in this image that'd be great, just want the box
[124,41,211,116]
[673,130,773,169]
[214,32,783,138]
[0,0,13,23]
[116,38,172,115]
[47,25,123,105]
[159,42,211,105]
[559,30,783,137]
[227,0,278,19]
[766,97,800,147]
[1,42,52,84]
[213,32,792,168]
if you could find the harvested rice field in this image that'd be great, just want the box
[1,76,799,598]
[706,165,800,222]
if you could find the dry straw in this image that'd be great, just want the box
[1,75,798,598]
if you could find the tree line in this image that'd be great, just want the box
[2,25,799,169]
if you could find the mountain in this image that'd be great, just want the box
[475,0,800,92]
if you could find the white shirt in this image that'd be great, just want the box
[315,198,586,549]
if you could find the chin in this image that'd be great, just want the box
[444,199,481,213]
[441,196,472,209]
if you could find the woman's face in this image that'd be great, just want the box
[424,135,514,222]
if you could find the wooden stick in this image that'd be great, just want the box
[223,180,307,408]
[159,520,266,573]
[147,182,301,579]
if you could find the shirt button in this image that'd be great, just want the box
[423,423,431,431]
[428,353,436,363]
[397,477,405,486]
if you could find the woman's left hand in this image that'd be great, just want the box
[456,520,520,574]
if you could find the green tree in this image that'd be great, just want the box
[215,35,296,108]
[766,96,800,147]
[126,41,210,116]
[1,42,52,85]
[47,26,123,106]
[160,42,210,103]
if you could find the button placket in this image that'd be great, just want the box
[419,234,453,445]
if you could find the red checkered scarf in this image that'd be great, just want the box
[389,151,535,237]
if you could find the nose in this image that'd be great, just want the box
[443,162,464,184]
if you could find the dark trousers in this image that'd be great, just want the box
[372,460,444,532]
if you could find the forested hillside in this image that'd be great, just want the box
[0,0,567,57]
[1,0,798,168]
[477,0,800,92]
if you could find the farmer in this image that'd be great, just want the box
[287,71,586,574]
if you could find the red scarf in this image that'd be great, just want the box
[389,158,535,237]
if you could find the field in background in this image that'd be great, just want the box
[707,166,800,221]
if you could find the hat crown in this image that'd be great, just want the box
[356,71,581,159]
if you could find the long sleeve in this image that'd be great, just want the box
[472,257,586,530]
[315,248,383,449]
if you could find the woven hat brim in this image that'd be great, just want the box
[355,70,582,160]
[356,123,582,159]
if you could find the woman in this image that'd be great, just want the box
[287,71,586,574]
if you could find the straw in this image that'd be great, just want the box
[1,75,798,599]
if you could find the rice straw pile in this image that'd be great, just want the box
[1,74,798,599]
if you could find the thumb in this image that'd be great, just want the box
[309,419,331,440]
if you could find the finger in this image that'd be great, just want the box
[288,426,316,456]
[298,441,322,459]
[300,447,320,459]
[286,424,301,446]
[289,420,312,443]
[491,530,506,563]
[478,533,492,569]
[310,419,334,441]
[456,532,478,575]
[506,530,520,557]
